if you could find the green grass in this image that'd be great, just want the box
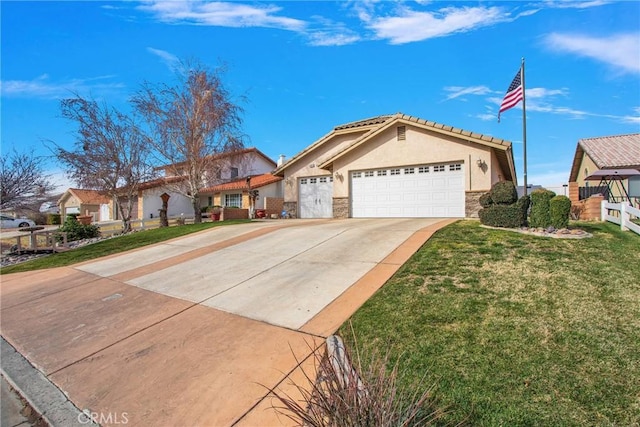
[340,221,640,426]
[0,220,251,274]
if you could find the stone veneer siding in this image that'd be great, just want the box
[283,201,297,219]
[333,197,349,219]
[465,190,486,218]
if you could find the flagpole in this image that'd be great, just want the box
[521,57,528,196]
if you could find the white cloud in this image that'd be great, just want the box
[443,85,494,101]
[308,32,361,46]
[525,87,569,98]
[365,5,509,44]
[138,1,306,31]
[543,0,611,9]
[147,47,180,71]
[0,74,125,99]
[544,32,640,74]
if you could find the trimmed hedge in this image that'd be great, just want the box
[516,195,530,226]
[529,189,556,228]
[490,181,518,205]
[550,195,571,229]
[479,204,522,228]
[479,193,493,208]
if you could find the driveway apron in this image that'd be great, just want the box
[0,218,455,426]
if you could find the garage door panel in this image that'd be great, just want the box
[299,176,333,218]
[352,163,464,218]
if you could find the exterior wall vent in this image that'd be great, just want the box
[397,126,406,141]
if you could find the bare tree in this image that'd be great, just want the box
[51,96,153,232]
[0,149,56,213]
[132,60,245,223]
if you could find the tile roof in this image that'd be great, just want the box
[66,188,111,205]
[201,173,282,193]
[334,115,394,130]
[579,133,640,169]
[138,176,186,190]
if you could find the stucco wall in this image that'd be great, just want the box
[331,126,495,198]
[282,130,370,201]
[141,188,192,219]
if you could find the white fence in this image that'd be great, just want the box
[601,201,640,235]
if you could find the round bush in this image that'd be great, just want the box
[490,181,518,205]
[550,195,571,229]
[529,189,556,228]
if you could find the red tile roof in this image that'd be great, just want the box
[201,174,282,193]
[66,188,111,205]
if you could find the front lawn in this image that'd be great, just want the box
[0,219,251,274]
[341,221,639,426]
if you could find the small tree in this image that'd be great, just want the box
[51,95,153,232]
[132,59,245,223]
[0,149,56,213]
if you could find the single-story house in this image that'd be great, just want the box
[273,113,516,219]
[58,188,112,222]
[200,172,284,211]
[568,133,640,204]
[137,147,277,219]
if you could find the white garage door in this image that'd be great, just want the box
[299,176,333,218]
[351,163,465,218]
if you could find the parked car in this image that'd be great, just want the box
[0,214,36,228]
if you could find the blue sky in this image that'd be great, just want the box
[2,1,639,191]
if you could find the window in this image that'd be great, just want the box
[377,170,387,176]
[418,166,429,173]
[320,177,327,183]
[207,196,213,206]
[404,167,415,174]
[433,165,445,172]
[230,167,239,179]
[449,163,462,171]
[353,172,362,178]
[224,193,242,207]
[310,177,317,184]
[300,178,308,184]
[390,169,400,175]
[397,126,406,141]
[364,171,374,177]
[329,176,333,182]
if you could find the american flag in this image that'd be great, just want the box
[498,68,523,122]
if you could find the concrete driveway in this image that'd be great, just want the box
[0,218,454,426]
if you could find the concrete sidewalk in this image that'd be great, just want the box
[0,218,455,426]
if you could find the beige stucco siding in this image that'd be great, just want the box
[576,155,598,186]
[283,130,369,201]
[330,126,495,198]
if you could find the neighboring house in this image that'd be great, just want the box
[137,147,277,219]
[200,173,283,209]
[568,133,640,205]
[273,113,516,219]
[58,188,112,222]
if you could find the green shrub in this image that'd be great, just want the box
[479,193,493,208]
[490,181,518,205]
[58,215,100,242]
[515,195,530,227]
[479,205,522,228]
[550,195,571,229]
[529,189,556,228]
[47,213,62,225]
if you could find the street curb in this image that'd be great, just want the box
[0,337,98,427]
